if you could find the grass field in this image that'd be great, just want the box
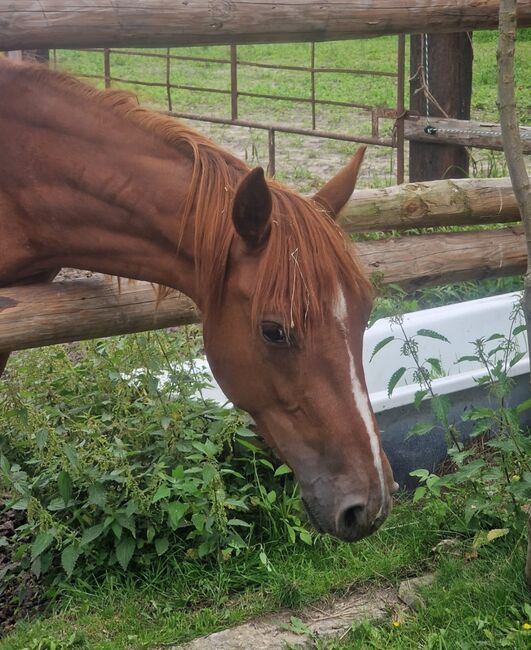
[52,31,531,191]
[1,31,531,650]
[55,32,530,126]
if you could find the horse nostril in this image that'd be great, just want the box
[339,503,365,536]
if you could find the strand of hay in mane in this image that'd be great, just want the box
[254,188,372,337]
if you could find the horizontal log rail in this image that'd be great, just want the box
[339,177,520,232]
[0,227,525,353]
[360,227,525,288]
[0,279,200,354]
[1,1,531,51]
[404,116,531,153]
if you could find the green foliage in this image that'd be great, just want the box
[371,304,458,445]
[375,296,531,540]
[386,367,406,398]
[0,328,310,585]
[371,278,524,324]
[20,633,85,650]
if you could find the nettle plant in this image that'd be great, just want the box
[372,296,531,545]
[0,328,309,583]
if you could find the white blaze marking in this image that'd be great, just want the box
[334,288,386,511]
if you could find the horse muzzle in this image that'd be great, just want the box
[302,487,393,542]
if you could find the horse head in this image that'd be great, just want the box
[203,148,397,541]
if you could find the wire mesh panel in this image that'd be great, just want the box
[51,39,406,184]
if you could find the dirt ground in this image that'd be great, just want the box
[173,586,398,649]
[194,119,398,192]
[170,575,433,649]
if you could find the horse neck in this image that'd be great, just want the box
[0,70,233,306]
[12,143,199,298]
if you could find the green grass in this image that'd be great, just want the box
[51,32,530,195]
[371,275,524,323]
[1,500,529,649]
[2,497,430,648]
[54,31,530,129]
[55,39,401,127]
[330,542,531,649]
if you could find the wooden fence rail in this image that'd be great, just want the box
[360,227,525,288]
[0,226,526,353]
[1,1,531,51]
[0,279,199,353]
[339,177,519,232]
[404,117,531,154]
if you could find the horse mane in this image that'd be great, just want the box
[6,60,372,336]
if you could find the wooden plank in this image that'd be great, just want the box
[1,1,531,51]
[0,277,200,353]
[339,178,520,232]
[405,116,531,153]
[0,228,525,353]
[359,227,526,289]
[409,33,472,181]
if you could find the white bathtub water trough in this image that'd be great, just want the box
[365,292,529,487]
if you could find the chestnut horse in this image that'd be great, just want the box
[0,59,396,541]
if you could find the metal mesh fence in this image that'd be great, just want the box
[49,38,406,183]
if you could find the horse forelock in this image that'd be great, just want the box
[247,189,372,338]
[178,140,373,337]
[6,60,371,332]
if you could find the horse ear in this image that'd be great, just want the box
[232,167,272,248]
[313,145,367,220]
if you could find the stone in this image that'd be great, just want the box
[398,573,435,610]
[173,586,398,649]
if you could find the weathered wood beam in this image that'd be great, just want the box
[340,177,520,232]
[1,1,531,51]
[0,228,525,353]
[359,227,525,289]
[0,278,200,353]
[405,116,531,153]
[409,33,473,181]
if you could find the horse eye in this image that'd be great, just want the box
[261,321,290,347]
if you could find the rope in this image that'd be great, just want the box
[424,34,430,124]
[420,34,530,141]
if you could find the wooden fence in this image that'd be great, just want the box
[1,2,529,351]
[0,178,525,353]
[405,117,531,155]
[2,1,531,51]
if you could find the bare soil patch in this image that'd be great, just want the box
[171,585,402,649]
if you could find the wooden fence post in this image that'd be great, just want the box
[409,33,473,181]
